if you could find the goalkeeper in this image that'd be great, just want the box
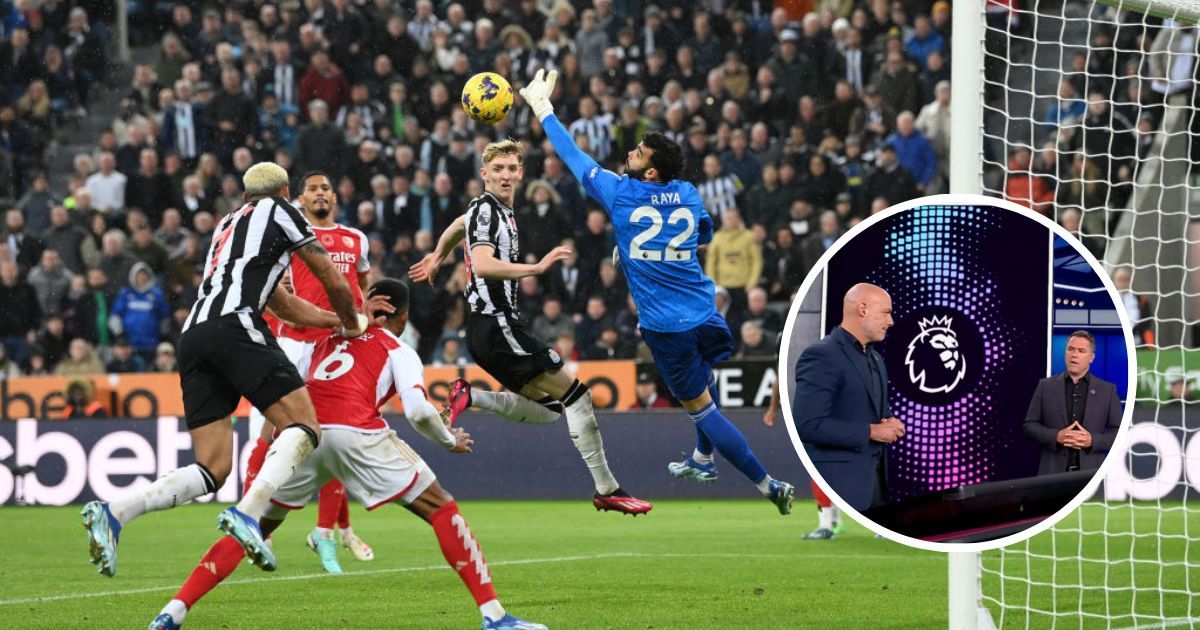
[520,69,795,514]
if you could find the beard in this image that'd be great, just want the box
[310,205,331,220]
[626,165,648,181]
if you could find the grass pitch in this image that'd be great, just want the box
[2,500,946,629]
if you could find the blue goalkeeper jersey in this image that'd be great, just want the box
[542,114,716,333]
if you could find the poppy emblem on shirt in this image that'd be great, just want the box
[321,234,335,247]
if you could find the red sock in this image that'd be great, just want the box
[317,480,345,529]
[429,501,498,606]
[174,536,246,609]
[337,491,351,530]
[812,481,832,509]
[242,438,270,495]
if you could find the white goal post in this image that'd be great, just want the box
[949,0,1200,628]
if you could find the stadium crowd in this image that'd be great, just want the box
[0,0,1162,381]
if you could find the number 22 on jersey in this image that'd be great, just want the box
[628,206,695,262]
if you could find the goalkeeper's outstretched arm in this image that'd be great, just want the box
[521,69,621,209]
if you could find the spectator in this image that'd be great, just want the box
[1112,266,1154,347]
[520,179,566,258]
[799,154,847,211]
[698,154,743,225]
[800,211,844,281]
[585,324,635,360]
[531,296,574,347]
[153,341,177,372]
[104,336,145,373]
[0,344,21,379]
[296,100,345,179]
[97,229,138,299]
[299,50,351,120]
[1005,147,1054,215]
[916,81,951,192]
[861,144,918,211]
[85,152,127,214]
[1041,80,1087,135]
[54,338,104,376]
[62,270,111,347]
[28,249,74,316]
[737,320,778,359]
[743,287,785,334]
[630,371,671,409]
[905,14,946,71]
[706,207,762,312]
[18,172,59,235]
[871,51,920,122]
[5,207,46,273]
[721,129,762,188]
[63,378,108,418]
[37,314,70,370]
[127,225,170,275]
[109,262,171,362]
[886,111,938,192]
[574,295,613,352]
[744,164,793,232]
[433,335,470,367]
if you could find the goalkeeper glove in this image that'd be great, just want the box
[519,68,558,121]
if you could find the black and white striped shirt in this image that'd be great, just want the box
[698,173,743,223]
[183,197,316,331]
[464,191,520,321]
[568,113,614,163]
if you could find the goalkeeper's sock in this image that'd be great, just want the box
[241,438,270,494]
[429,501,500,613]
[173,535,246,612]
[472,390,562,424]
[754,475,774,497]
[316,479,345,529]
[690,402,769,487]
[110,463,218,525]
[237,425,317,521]
[562,380,620,495]
[693,378,719,458]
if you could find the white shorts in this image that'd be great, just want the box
[248,337,315,438]
[267,427,436,517]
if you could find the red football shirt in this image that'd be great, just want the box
[306,326,426,431]
[278,224,370,342]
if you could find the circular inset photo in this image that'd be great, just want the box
[779,194,1135,552]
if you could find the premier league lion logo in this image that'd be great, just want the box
[904,315,967,394]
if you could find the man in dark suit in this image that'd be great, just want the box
[793,283,905,512]
[1023,330,1122,474]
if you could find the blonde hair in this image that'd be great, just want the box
[482,139,525,166]
[242,162,290,197]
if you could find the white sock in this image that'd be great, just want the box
[314,526,335,539]
[237,426,315,520]
[563,387,619,495]
[818,506,835,530]
[480,599,506,622]
[160,599,188,625]
[829,506,841,528]
[754,475,773,497]
[692,449,713,465]
[340,526,354,539]
[110,464,216,525]
[472,390,561,424]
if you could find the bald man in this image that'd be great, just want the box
[792,283,905,512]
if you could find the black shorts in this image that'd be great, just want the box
[176,312,306,430]
[465,314,563,393]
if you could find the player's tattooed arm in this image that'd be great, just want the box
[295,239,359,330]
[266,285,340,329]
[409,215,465,284]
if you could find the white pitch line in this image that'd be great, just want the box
[1113,617,1200,630]
[0,550,942,607]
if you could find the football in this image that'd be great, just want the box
[461,72,514,124]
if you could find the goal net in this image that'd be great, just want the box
[955,0,1200,627]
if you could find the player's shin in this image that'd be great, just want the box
[237,425,317,520]
[110,463,219,525]
[472,390,562,424]
[165,535,247,622]
[562,381,620,495]
[429,501,505,622]
[317,479,345,530]
[689,402,769,489]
